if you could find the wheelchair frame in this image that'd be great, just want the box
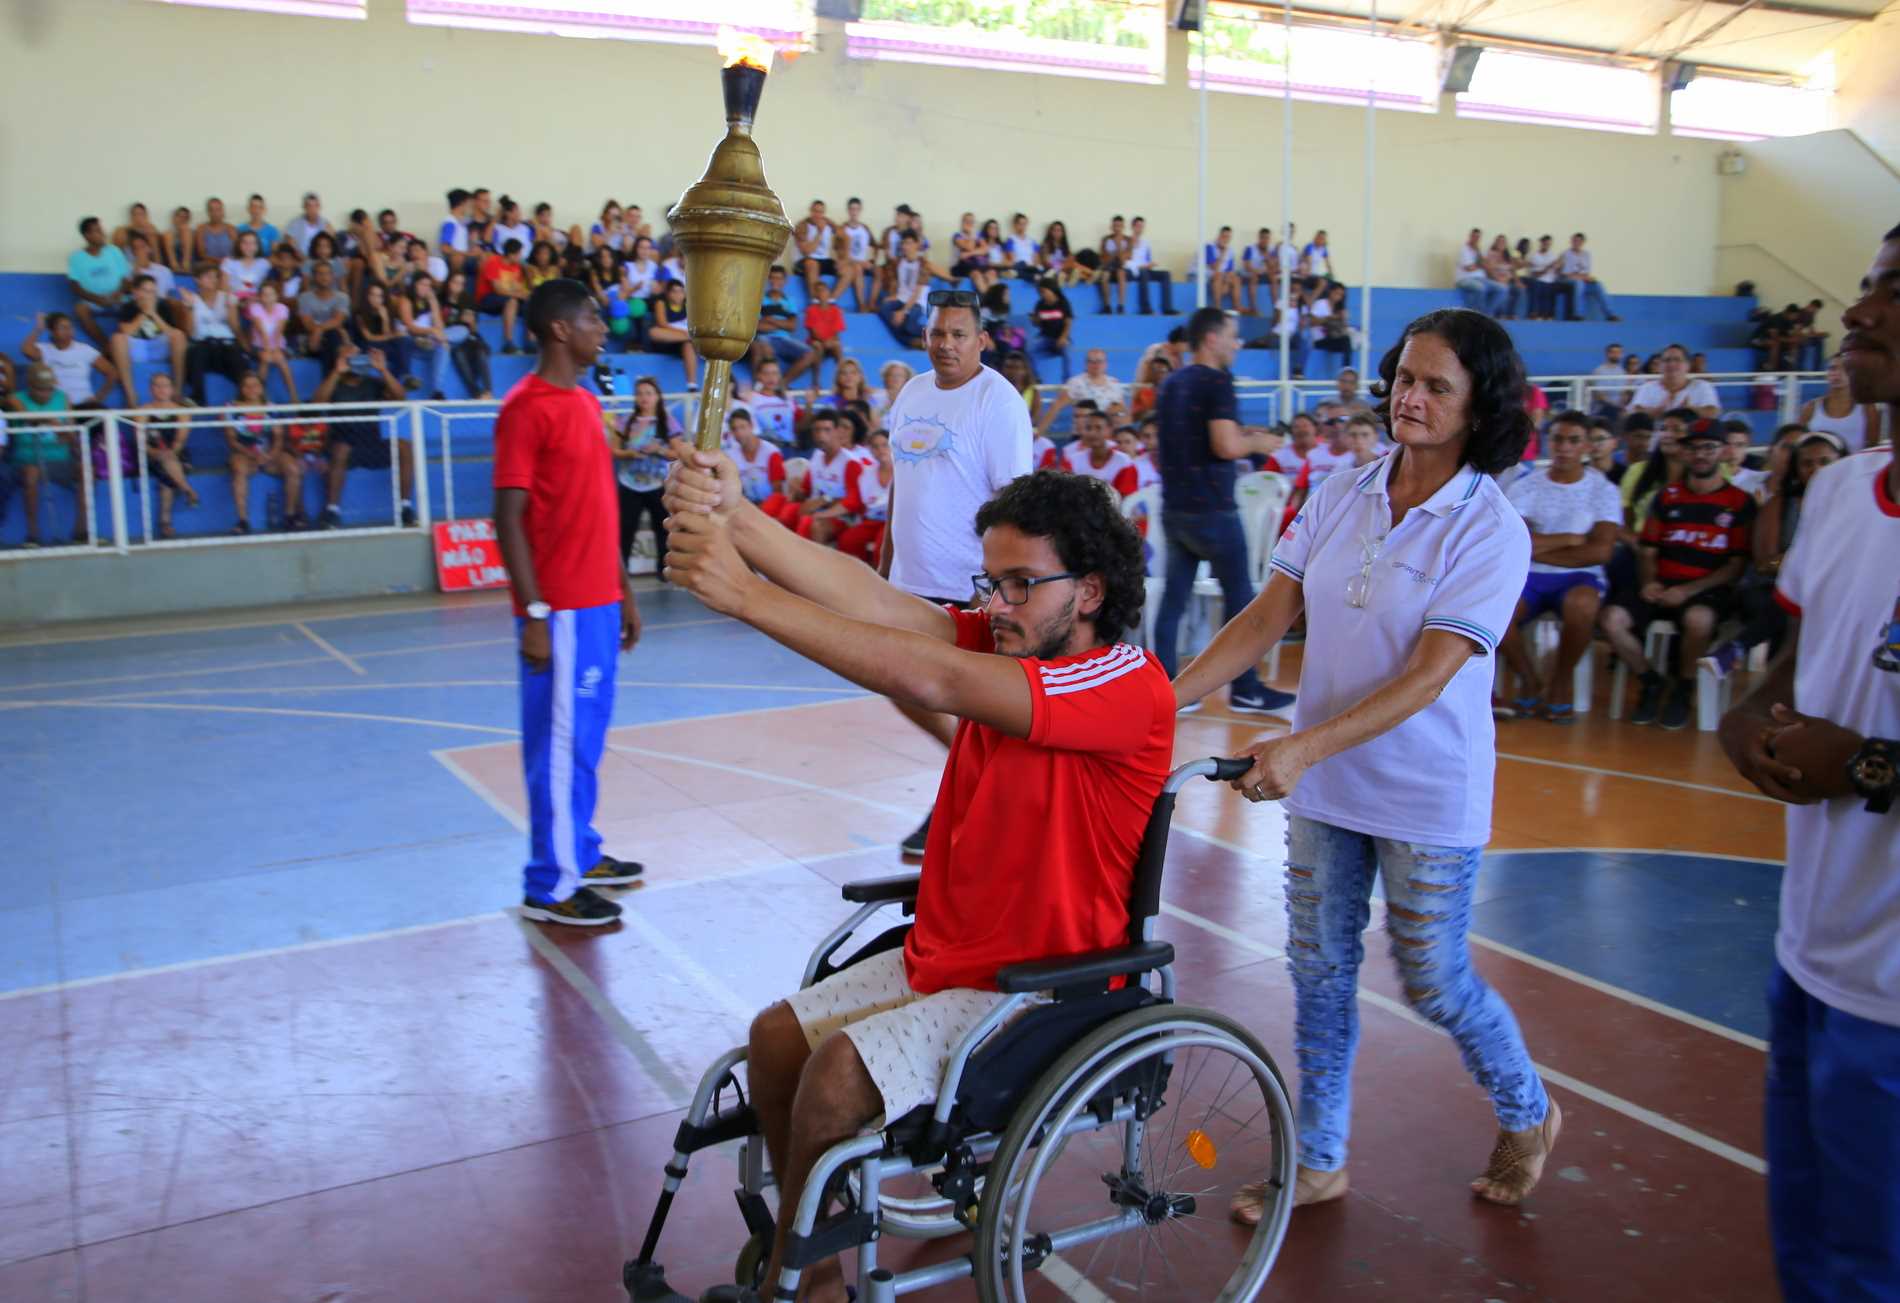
[624,757,1298,1303]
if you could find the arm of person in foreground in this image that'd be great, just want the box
[1717,631,1860,804]
[1233,628,1478,800]
[1173,571,1306,709]
[665,505,1030,734]
[666,442,950,642]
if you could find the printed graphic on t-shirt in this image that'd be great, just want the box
[1876,588,1900,673]
[891,414,957,464]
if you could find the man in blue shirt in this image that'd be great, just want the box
[1152,307,1295,714]
[748,265,820,387]
[66,216,131,351]
[238,194,280,256]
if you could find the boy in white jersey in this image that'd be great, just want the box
[878,233,930,349]
[794,199,837,302]
[835,428,894,564]
[787,409,866,545]
[1062,406,1139,496]
[723,409,784,506]
[836,197,874,312]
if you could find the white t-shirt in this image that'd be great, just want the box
[886,366,1034,601]
[41,340,101,403]
[1064,374,1126,410]
[1303,242,1331,277]
[1005,234,1039,265]
[1632,378,1720,413]
[1062,443,1136,493]
[1302,443,1354,489]
[492,222,534,256]
[1561,248,1594,277]
[1203,243,1235,273]
[1457,244,1482,276]
[1529,249,1562,283]
[893,257,925,303]
[133,262,176,299]
[736,391,798,449]
[724,437,785,504]
[1241,244,1274,272]
[1505,466,1624,582]
[1270,454,1531,846]
[438,216,469,253]
[1772,450,1900,1026]
[842,222,873,262]
[1126,238,1154,272]
[220,256,270,296]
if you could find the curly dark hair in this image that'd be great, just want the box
[1370,308,1532,475]
[972,470,1146,645]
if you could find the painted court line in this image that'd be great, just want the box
[608,743,916,817]
[513,913,692,1107]
[294,621,368,676]
[1495,750,1775,803]
[6,698,520,736]
[432,695,872,759]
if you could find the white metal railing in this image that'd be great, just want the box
[0,369,1828,562]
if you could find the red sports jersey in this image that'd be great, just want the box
[804,302,845,342]
[1063,443,1140,496]
[808,444,867,503]
[904,609,1177,994]
[1035,436,1059,470]
[1640,480,1755,583]
[492,374,623,615]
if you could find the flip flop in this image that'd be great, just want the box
[1543,702,1576,725]
[1512,696,1542,717]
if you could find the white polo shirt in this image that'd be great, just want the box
[1772,450,1900,1027]
[1270,453,1531,847]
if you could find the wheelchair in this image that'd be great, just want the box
[625,757,1298,1302]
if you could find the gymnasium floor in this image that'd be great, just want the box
[0,584,1783,1302]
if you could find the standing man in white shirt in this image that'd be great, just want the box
[878,289,1034,854]
[1719,222,1900,1302]
[1126,216,1174,316]
[1559,232,1619,322]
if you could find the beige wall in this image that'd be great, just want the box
[1717,130,1900,321]
[3,0,1727,292]
[1829,10,1900,176]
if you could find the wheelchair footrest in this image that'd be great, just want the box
[622,1260,694,1302]
[672,1104,759,1157]
[783,1207,879,1271]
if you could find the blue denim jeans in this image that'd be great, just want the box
[878,298,924,346]
[1029,336,1073,382]
[1766,963,1900,1302]
[1284,816,1548,1171]
[1455,276,1509,316]
[1572,280,1616,320]
[1153,507,1263,695]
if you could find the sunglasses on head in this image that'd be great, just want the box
[927,289,980,308]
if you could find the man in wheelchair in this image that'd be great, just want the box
[661,461,1174,1302]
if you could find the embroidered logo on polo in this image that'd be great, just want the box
[891,415,957,463]
[1388,559,1441,586]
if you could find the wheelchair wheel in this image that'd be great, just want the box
[972,1005,1296,1303]
[734,1232,770,1288]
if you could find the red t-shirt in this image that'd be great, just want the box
[903,609,1177,995]
[476,253,522,302]
[804,303,845,342]
[492,374,623,615]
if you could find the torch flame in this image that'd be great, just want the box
[718,26,775,74]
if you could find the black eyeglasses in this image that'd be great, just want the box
[928,289,981,308]
[971,571,1076,606]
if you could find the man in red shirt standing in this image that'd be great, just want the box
[494,279,645,926]
[664,462,1172,1303]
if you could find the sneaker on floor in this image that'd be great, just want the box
[1229,686,1297,715]
[1658,682,1693,731]
[230,520,252,536]
[583,855,645,886]
[1177,699,1205,716]
[901,812,932,857]
[400,504,418,528]
[319,506,343,531]
[520,885,623,926]
[1630,676,1665,726]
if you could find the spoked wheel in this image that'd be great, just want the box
[973,1005,1296,1303]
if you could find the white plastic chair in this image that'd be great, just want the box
[1528,613,1595,715]
[1123,486,1167,653]
[1189,471,1291,680]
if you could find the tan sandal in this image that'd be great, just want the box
[1229,1165,1349,1225]
[1471,1097,1563,1206]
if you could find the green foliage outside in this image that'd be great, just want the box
[860,0,1160,50]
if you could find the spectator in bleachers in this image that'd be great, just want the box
[1061,404,1140,496]
[1261,291,1310,379]
[1702,429,1844,681]
[623,235,663,301]
[438,188,475,273]
[1454,228,1491,314]
[589,200,627,253]
[23,312,116,410]
[1240,227,1277,317]
[1587,342,1628,419]
[529,202,566,252]
[294,259,352,378]
[822,357,873,414]
[1559,232,1619,322]
[751,264,818,385]
[342,209,396,296]
[304,231,350,296]
[1041,221,1085,289]
[134,372,198,538]
[1587,416,1621,481]
[1202,226,1239,311]
[490,197,533,264]
[875,360,916,426]
[1064,348,1126,412]
[286,192,331,258]
[872,203,910,300]
[439,271,494,399]
[354,282,416,390]
[124,233,176,309]
[235,194,279,259]
[878,232,931,350]
[245,279,299,404]
[949,212,996,295]
[1690,351,1710,375]
[1525,234,1561,320]
[1800,353,1885,451]
[1131,352,1171,418]
[771,408,860,543]
[194,198,238,266]
[1482,234,1518,319]
[995,351,1040,430]
[1618,410,1677,530]
[6,364,87,546]
[377,208,417,251]
[1028,279,1075,381]
[1602,419,1752,728]
[1722,419,1768,495]
[221,229,270,300]
[586,246,619,309]
[1097,215,1131,314]
[1125,215,1173,316]
[1631,344,1720,421]
[267,244,303,307]
[109,275,187,403]
[723,408,784,508]
[614,374,675,575]
[1152,306,1293,714]
[793,199,837,301]
[312,345,416,529]
[68,216,133,351]
[831,197,874,312]
[224,371,305,534]
[111,203,164,260]
[647,279,698,387]
[832,427,893,565]
[1342,410,1382,467]
[1498,411,1621,722]
[1002,212,1040,279]
[1789,298,1828,371]
[475,239,530,354]
[1117,422,1161,489]
[736,359,800,450]
[1311,282,1357,366]
[160,206,196,272]
[1333,366,1370,416]
[525,241,561,293]
[802,278,847,383]
[1303,230,1333,282]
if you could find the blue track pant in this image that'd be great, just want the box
[518,602,619,903]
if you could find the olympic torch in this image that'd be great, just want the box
[668,28,795,453]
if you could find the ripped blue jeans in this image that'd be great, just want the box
[1284,816,1548,1171]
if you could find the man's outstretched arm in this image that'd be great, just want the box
[665,443,952,642]
[665,507,1032,737]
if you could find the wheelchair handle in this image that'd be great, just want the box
[1165,756,1255,793]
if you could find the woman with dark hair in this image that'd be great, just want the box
[353,282,415,388]
[524,240,561,292]
[1028,279,1074,381]
[439,270,494,399]
[1041,220,1084,289]
[1177,308,1558,1214]
[615,375,676,573]
[304,231,349,297]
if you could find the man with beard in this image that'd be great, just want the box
[661,459,1171,1303]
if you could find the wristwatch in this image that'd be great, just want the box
[1846,737,1898,814]
[524,601,551,621]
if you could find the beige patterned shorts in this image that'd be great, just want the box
[783,948,1023,1124]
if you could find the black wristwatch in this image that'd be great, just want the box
[1846,737,1899,814]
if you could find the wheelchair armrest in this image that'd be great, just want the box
[993,941,1176,995]
[841,873,922,904]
